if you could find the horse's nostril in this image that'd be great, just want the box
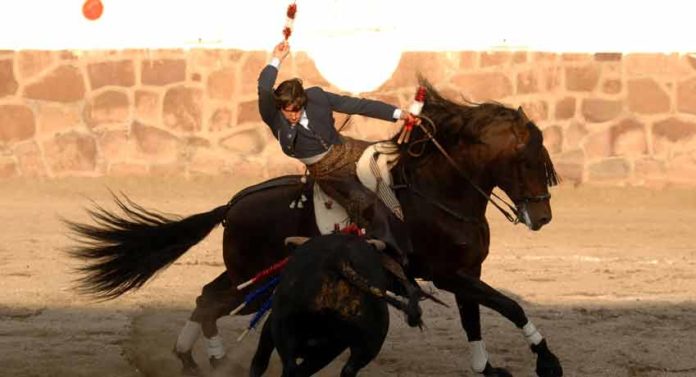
[539,216,551,225]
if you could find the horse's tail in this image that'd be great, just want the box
[65,195,229,300]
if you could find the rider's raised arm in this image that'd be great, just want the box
[257,42,290,132]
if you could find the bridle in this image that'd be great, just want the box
[395,115,550,225]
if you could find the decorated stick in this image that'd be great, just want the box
[230,275,281,316]
[237,257,289,290]
[237,299,273,342]
[283,2,298,41]
[397,86,427,144]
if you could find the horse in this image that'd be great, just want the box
[66,80,563,377]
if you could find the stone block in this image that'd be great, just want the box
[653,117,696,143]
[625,53,693,77]
[135,90,160,125]
[36,104,82,135]
[602,79,622,94]
[0,59,18,97]
[581,99,623,123]
[584,130,612,159]
[87,60,135,90]
[209,107,235,132]
[97,129,134,161]
[237,100,261,125]
[23,65,85,102]
[588,158,630,181]
[516,70,539,94]
[611,119,647,156]
[452,72,512,101]
[565,121,588,150]
[677,78,696,115]
[220,129,265,155]
[594,53,622,61]
[84,90,130,129]
[14,141,47,177]
[207,67,236,101]
[240,51,268,96]
[0,105,35,143]
[132,122,181,162]
[43,132,97,174]
[520,101,548,122]
[16,50,55,80]
[163,86,203,132]
[555,97,576,120]
[141,59,186,85]
[542,125,562,154]
[627,79,670,114]
[553,149,585,183]
[565,65,600,92]
[480,52,511,67]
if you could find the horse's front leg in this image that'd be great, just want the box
[437,272,563,377]
[456,297,511,377]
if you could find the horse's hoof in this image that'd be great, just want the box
[531,340,563,377]
[481,362,513,377]
[172,348,201,376]
[209,355,228,370]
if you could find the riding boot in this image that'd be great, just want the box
[365,201,413,269]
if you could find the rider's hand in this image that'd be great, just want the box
[401,111,422,125]
[272,41,290,62]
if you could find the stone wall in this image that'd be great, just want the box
[1,49,695,186]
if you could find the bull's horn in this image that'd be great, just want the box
[284,236,310,246]
[367,239,386,251]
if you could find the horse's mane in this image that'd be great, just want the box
[391,78,521,157]
[392,78,559,187]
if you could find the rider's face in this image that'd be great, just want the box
[281,105,302,124]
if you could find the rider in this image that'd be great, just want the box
[258,41,419,268]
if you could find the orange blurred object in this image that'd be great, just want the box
[82,0,104,21]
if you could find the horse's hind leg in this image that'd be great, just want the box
[175,271,242,372]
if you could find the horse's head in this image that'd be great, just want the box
[403,80,559,231]
[476,107,559,230]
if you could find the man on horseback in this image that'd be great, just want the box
[258,40,420,269]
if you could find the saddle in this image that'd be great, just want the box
[311,141,403,234]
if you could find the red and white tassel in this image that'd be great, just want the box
[397,86,426,144]
[283,2,298,41]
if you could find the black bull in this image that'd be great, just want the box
[67,83,563,377]
[250,234,422,377]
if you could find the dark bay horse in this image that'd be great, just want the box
[67,81,562,377]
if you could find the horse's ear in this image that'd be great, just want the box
[517,106,529,121]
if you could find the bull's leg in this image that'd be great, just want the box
[340,344,380,377]
[437,273,563,377]
[174,271,242,373]
[249,316,275,377]
[294,342,346,376]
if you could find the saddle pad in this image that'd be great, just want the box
[313,142,402,234]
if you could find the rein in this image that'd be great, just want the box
[402,115,521,224]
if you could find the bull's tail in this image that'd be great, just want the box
[338,262,423,328]
[65,194,229,300]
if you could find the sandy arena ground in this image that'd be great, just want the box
[1,177,695,377]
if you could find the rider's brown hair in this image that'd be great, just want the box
[273,78,307,110]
